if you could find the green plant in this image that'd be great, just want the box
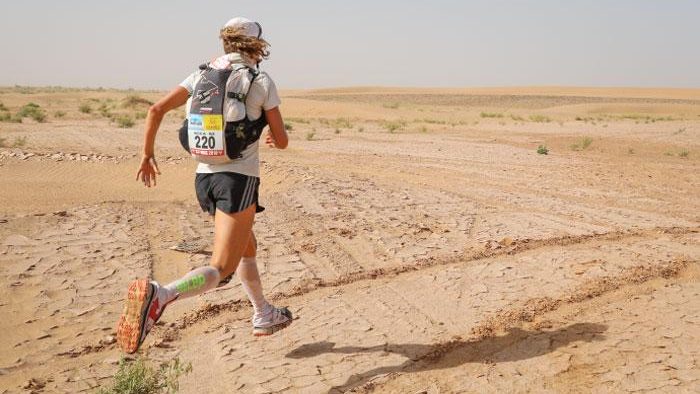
[664,151,674,156]
[97,357,192,394]
[509,114,525,121]
[673,127,686,135]
[357,127,364,132]
[54,110,66,118]
[580,136,593,149]
[537,145,549,155]
[419,118,446,125]
[16,103,46,123]
[31,111,46,122]
[383,102,400,109]
[381,119,406,133]
[284,122,293,131]
[122,95,154,108]
[0,102,7,112]
[679,149,689,158]
[480,112,503,118]
[135,111,147,120]
[0,112,22,123]
[12,136,27,147]
[114,115,135,128]
[419,125,427,133]
[79,103,92,114]
[329,117,352,128]
[571,136,593,151]
[334,128,341,134]
[305,131,315,141]
[286,117,310,124]
[529,114,552,123]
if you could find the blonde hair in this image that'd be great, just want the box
[219,26,270,61]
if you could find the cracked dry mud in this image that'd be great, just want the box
[1,87,699,393]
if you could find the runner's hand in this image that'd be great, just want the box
[136,155,161,188]
[265,130,278,148]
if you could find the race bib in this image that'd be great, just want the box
[188,114,224,157]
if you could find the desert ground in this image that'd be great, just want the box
[0,86,699,393]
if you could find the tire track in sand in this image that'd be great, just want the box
[176,226,698,328]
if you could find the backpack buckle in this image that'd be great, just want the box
[227,92,246,102]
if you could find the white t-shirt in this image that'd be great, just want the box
[179,53,281,177]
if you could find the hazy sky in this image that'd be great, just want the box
[1,0,699,90]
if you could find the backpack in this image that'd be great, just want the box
[178,63,268,164]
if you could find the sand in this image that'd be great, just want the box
[0,86,699,393]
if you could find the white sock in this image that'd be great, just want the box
[163,266,220,303]
[237,256,271,316]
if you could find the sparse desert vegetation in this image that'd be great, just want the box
[97,358,191,394]
[79,103,92,113]
[529,114,552,123]
[571,136,593,151]
[380,119,407,133]
[114,114,135,128]
[16,102,47,123]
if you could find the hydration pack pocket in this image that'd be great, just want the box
[179,114,268,160]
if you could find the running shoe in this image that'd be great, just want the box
[116,279,170,353]
[253,306,293,336]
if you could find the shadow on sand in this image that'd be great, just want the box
[286,322,607,393]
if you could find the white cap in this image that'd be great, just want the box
[223,17,262,39]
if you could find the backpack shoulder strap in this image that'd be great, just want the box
[226,66,259,103]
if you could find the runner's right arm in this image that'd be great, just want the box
[137,86,190,187]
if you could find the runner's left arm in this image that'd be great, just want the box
[264,106,288,149]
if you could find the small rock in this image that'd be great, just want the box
[499,237,514,246]
[22,378,45,390]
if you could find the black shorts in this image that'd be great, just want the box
[195,172,265,215]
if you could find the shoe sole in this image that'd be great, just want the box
[253,307,293,336]
[253,319,293,336]
[116,279,154,353]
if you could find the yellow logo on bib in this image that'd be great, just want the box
[202,115,223,131]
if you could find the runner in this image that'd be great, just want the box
[116,17,291,354]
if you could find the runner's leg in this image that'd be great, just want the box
[116,204,256,353]
[210,204,256,278]
[237,232,272,315]
[161,205,255,301]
